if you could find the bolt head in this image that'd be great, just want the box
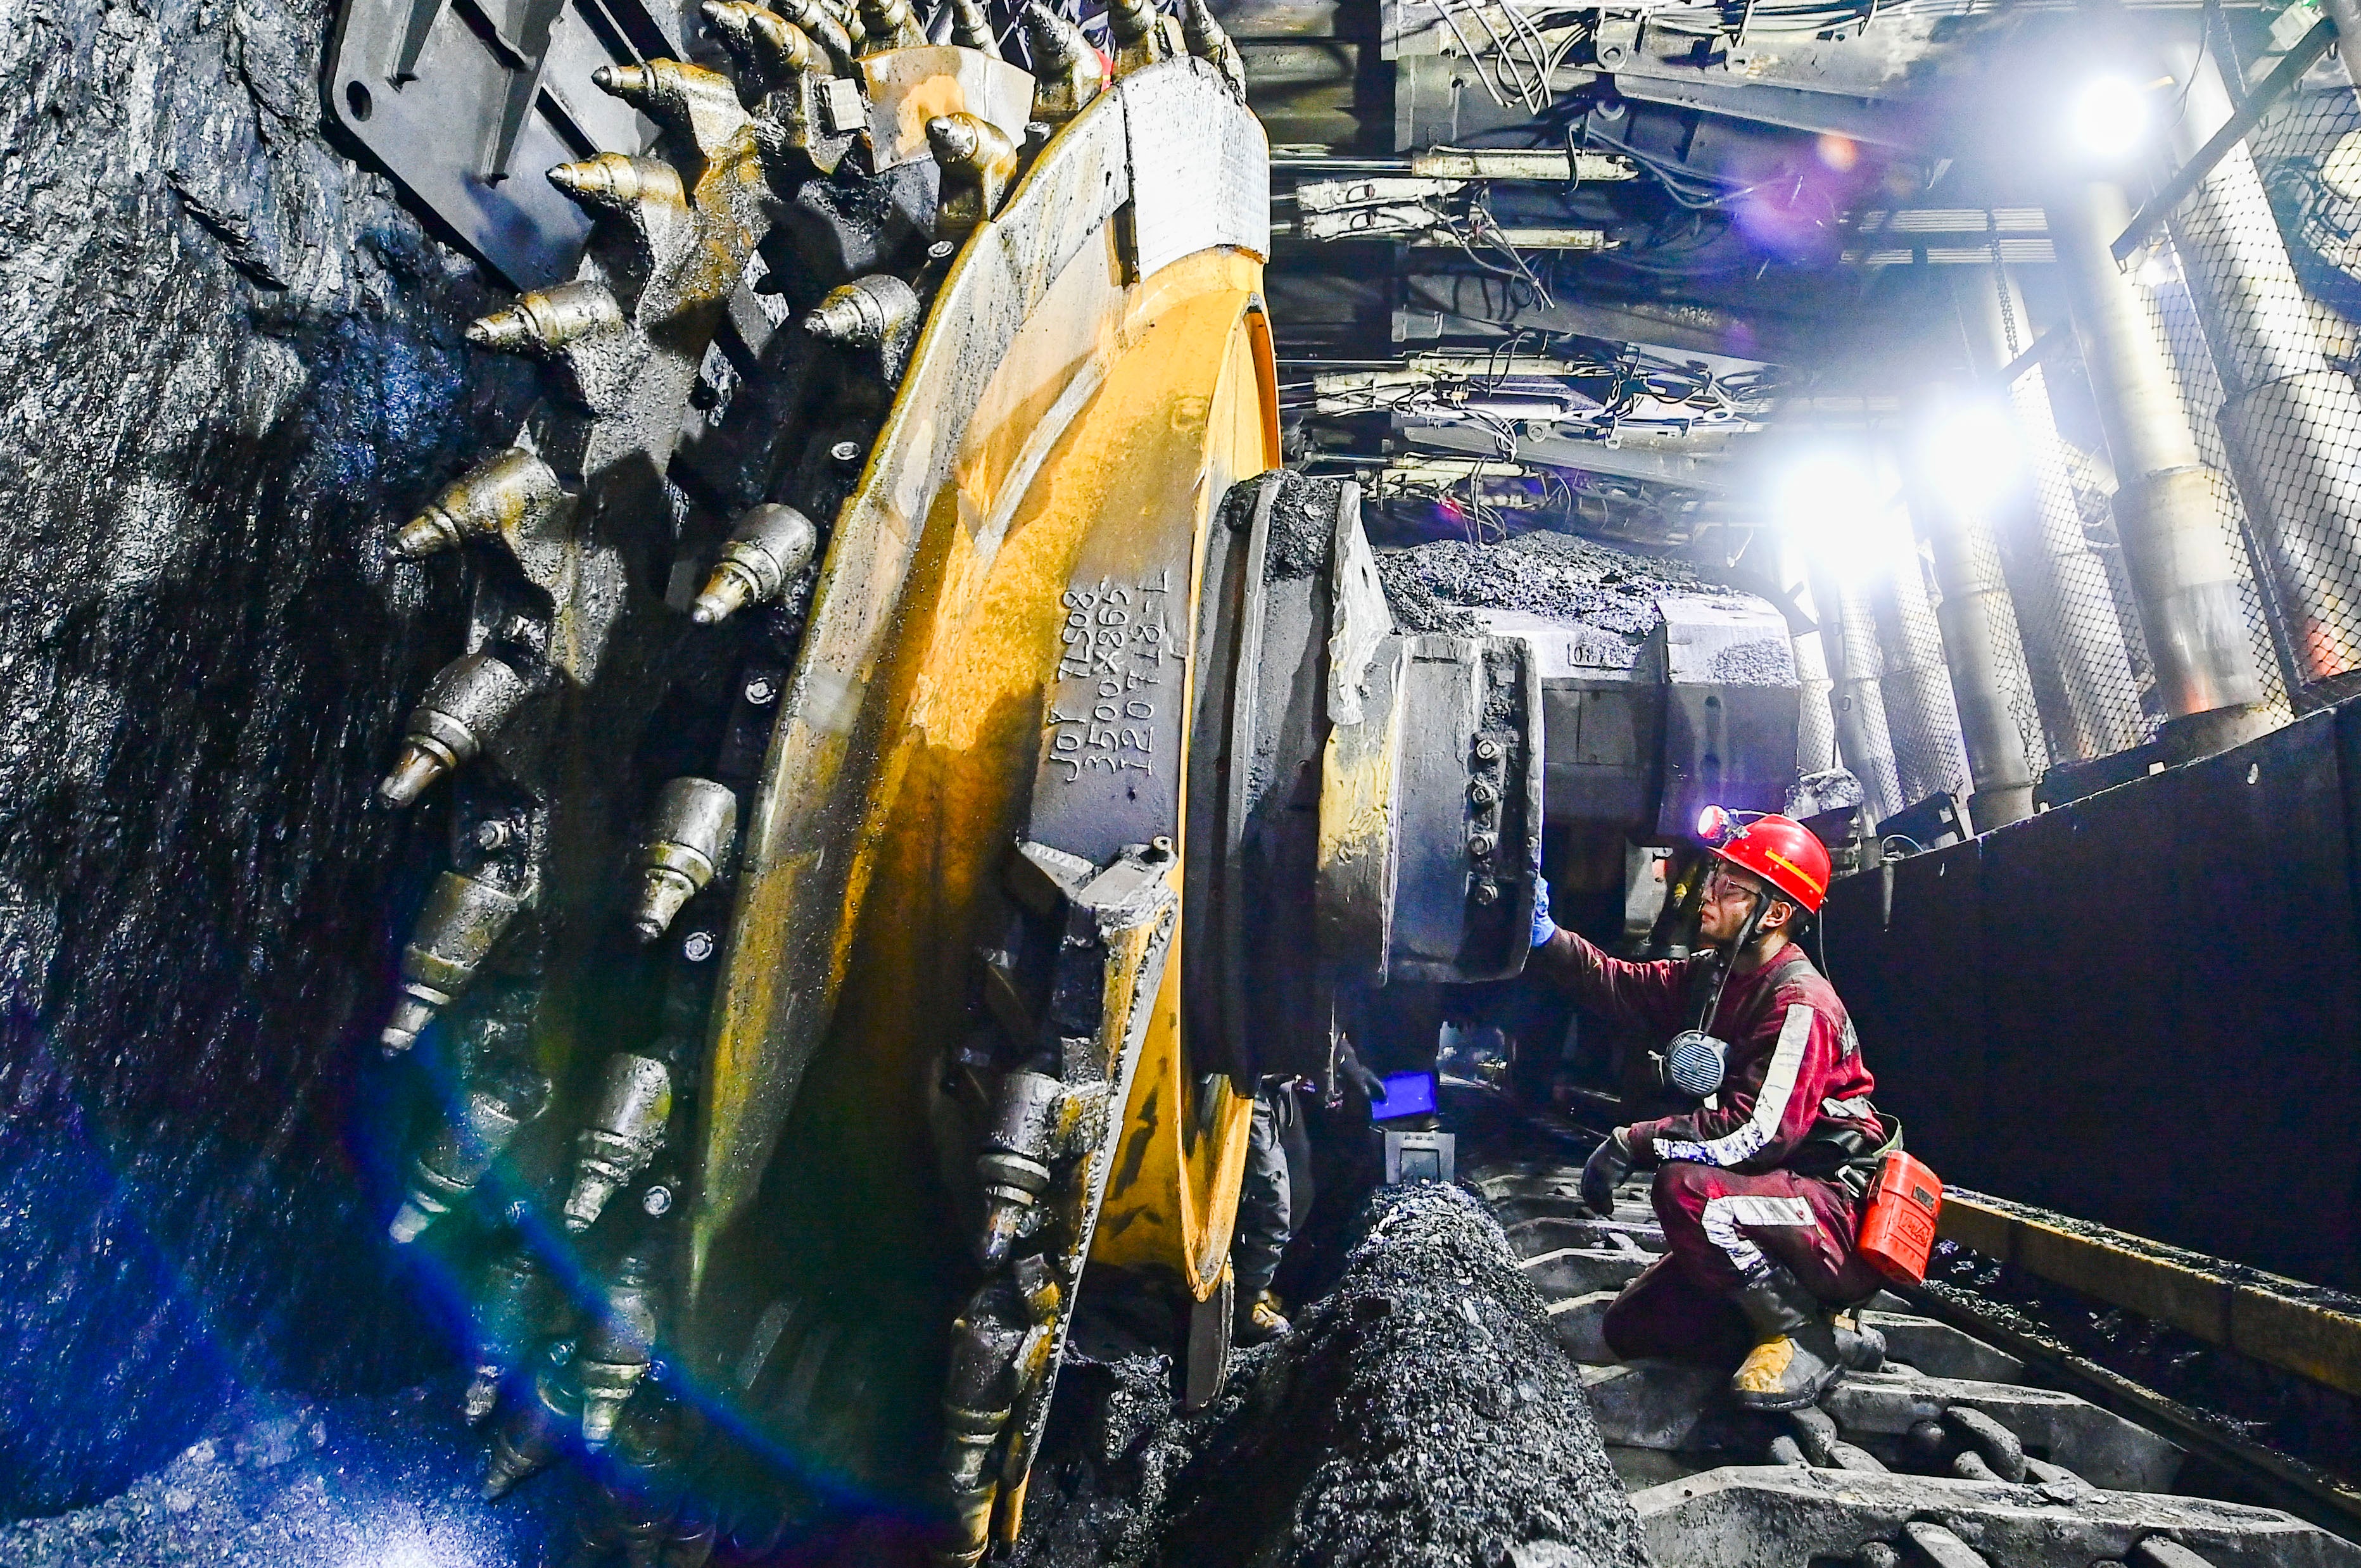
[1469,832,1497,858]
[682,931,717,963]
[1475,738,1502,761]
[1472,880,1500,906]
[1470,781,1497,805]
[831,440,861,462]
[474,819,513,850]
[642,1185,673,1216]
[928,240,955,260]
[743,676,778,706]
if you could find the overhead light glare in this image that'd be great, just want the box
[2071,74,2152,163]
[1775,450,1884,579]
[1920,402,2026,515]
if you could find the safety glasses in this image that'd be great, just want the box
[1699,863,1766,906]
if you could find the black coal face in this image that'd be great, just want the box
[1011,1183,1649,1568]
[0,0,536,1516]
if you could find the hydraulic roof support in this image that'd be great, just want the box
[1905,455,2041,827]
[1807,563,1906,825]
[2162,41,2361,699]
[2053,181,2273,761]
[1954,265,2149,766]
[1863,507,1981,823]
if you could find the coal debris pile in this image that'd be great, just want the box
[1265,474,1344,581]
[1705,637,1796,686]
[1375,531,1742,638]
[1009,1184,1647,1568]
[0,1381,575,1568]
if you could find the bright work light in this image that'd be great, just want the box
[1775,450,1883,579]
[2070,74,2151,162]
[1920,401,2026,515]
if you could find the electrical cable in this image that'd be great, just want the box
[1579,125,1773,211]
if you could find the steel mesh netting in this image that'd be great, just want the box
[1871,515,1978,809]
[2001,357,2156,762]
[2162,79,2361,699]
[2129,242,2299,720]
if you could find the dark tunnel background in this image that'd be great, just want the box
[0,0,536,1515]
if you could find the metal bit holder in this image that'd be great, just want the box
[1105,0,1184,77]
[1018,2,1107,123]
[574,1251,663,1448]
[628,777,740,941]
[928,112,1020,240]
[690,503,818,624]
[467,1244,555,1424]
[946,0,998,56]
[395,448,570,562]
[382,868,529,1053]
[389,1066,554,1243]
[972,1068,1072,1267]
[378,652,538,809]
[483,1345,582,1500]
[566,1053,674,1230]
[856,0,927,51]
[804,274,921,385]
[1179,0,1246,99]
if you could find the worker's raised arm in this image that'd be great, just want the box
[1529,922,1699,1036]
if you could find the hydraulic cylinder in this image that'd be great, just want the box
[1861,508,1978,822]
[1905,474,2039,826]
[1806,562,1904,824]
[1951,265,2148,764]
[2053,179,2271,759]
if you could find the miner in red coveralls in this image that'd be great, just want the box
[1528,809,1896,1410]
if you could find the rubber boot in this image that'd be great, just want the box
[1832,1308,1887,1372]
[1729,1267,1845,1411]
[1234,1289,1291,1346]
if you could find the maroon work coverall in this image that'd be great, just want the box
[1551,933,1890,1363]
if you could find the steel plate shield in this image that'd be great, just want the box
[1037,568,1191,861]
[1120,63,1271,281]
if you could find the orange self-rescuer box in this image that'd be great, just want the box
[1858,1149,1943,1286]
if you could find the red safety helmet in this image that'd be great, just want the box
[1695,806,1832,914]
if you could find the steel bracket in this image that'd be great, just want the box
[326,0,690,288]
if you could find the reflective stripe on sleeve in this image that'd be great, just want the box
[1658,1002,1814,1167]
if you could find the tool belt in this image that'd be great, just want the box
[1786,1112,1902,1201]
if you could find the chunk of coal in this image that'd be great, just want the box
[1705,636,1796,686]
[1787,768,1866,819]
[1010,1183,1647,1568]
[1375,531,1745,638]
[1265,476,1343,581]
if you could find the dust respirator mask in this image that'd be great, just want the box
[1655,1028,1729,1097]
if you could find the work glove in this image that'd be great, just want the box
[1531,873,1558,949]
[1334,1041,1387,1106]
[1580,1127,1635,1217]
